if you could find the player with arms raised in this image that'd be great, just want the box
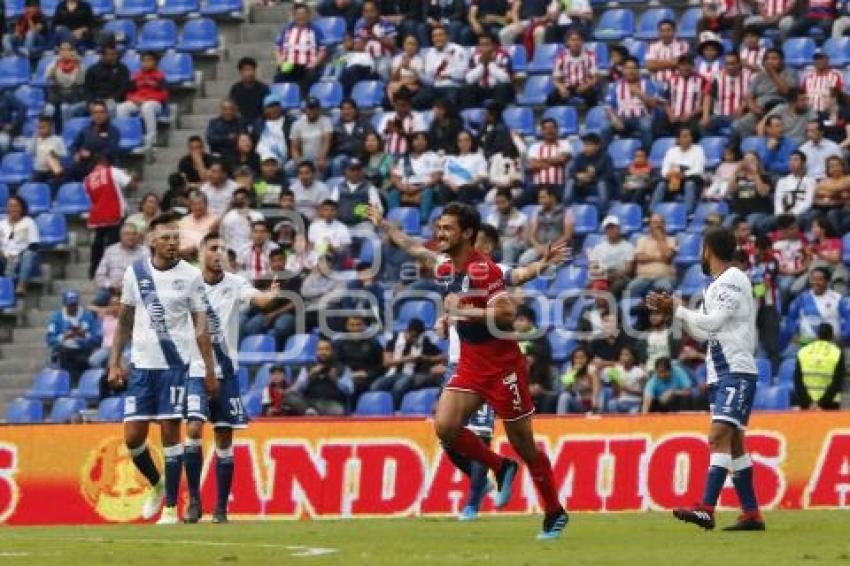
[430,203,568,539]
[647,227,765,531]
[108,212,218,525]
[182,232,283,524]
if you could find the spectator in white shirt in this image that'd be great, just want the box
[387,34,425,104]
[462,33,514,108]
[308,199,352,265]
[201,161,239,216]
[799,120,843,181]
[289,160,330,221]
[0,196,40,296]
[388,131,441,221]
[220,187,265,254]
[288,97,334,176]
[92,222,147,306]
[589,215,635,298]
[421,25,468,108]
[651,126,706,214]
[440,130,487,204]
[774,150,817,226]
[28,116,66,188]
[486,187,527,265]
[238,221,279,283]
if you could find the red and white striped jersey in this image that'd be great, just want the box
[377,111,427,156]
[467,47,512,87]
[606,78,658,119]
[740,45,767,70]
[696,57,724,83]
[354,18,397,57]
[527,140,571,186]
[276,23,325,67]
[705,0,746,16]
[553,48,597,87]
[667,73,711,117]
[712,70,749,116]
[802,68,845,112]
[755,0,792,17]
[647,39,690,84]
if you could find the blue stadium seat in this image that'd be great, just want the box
[102,19,137,49]
[159,0,200,16]
[595,9,634,41]
[96,396,124,422]
[62,117,90,148]
[0,184,8,214]
[674,233,702,267]
[548,331,577,363]
[160,51,195,85]
[610,202,642,235]
[252,363,277,390]
[115,117,144,151]
[574,233,602,267]
[636,8,675,40]
[136,19,178,51]
[121,50,140,75]
[117,0,156,17]
[351,80,385,109]
[26,368,71,400]
[505,44,527,74]
[688,201,729,233]
[516,75,553,106]
[777,358,796,388]
[678,263,710,297]
[542,106,578,136]
[608,138,642,169]
[269,82,301,109]
[570,204,599,236]
[36,213,69,247]
[5,398,43,423]
[523,276,548,295]
[14,85,46,119]
[241,389,263,418]
[503,106,535,136]
[783,37,816,67]
[315,16,346,46]
[740,135,766,161]
[476,202,494,220]
[280,333,319,365]
[754,385,790,410]
[528,43,562,74]
[823,37,850,66]
[19,184,51,216]
[90,0,116,16]
[177,18,219,52]
[679,7,702,39]
[308,81,343,109]
[399,387,440,416]
[236,366,249,395]
[700,136,728,169]
[461,108,485,131]
[623,38,647,67]
[82,52,100,71]
[756,357,773,385]
[49,396,85,422]
[76,368,104,402]
[547,265,588,297]
[237,333,277,365]
[0,56,30,88]
[0,277,15,309]
[649,137,675,169]
[32,54,56,87]
[201,0,244,17]
[355,391,393,416]
[582,106,608,136]
[0,152,33,185]
[387,207,420,235]
[4,0,24,19]
[589,41,609,70]
[843,233,850,265]
[394,300,437,331]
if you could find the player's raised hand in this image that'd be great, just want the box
[542,241,570,267]
[646,291,677,315]
[204,369,220,398]
[107,365,127,389]
[366,205,384,228]
[434,314,450,339]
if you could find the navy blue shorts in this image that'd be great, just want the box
[708,373,758,430]
[443,362,495,437]
[124,365,189,421]
[186,376,248,429]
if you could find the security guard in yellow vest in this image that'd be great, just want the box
[794,324,845,410]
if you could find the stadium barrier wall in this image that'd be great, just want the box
[2,412,850,525]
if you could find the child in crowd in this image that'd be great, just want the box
[621,147,653,206]
[560,347,594,413]
[599,346,647,414]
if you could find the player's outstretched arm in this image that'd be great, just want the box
[250,277,282,310]
[192,310,220,398]
[508,242,569,287]
[107,304,134,388]
[367,205,438,264]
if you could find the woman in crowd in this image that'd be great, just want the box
[813,156,850,234]
[440,130,488,205]
[727,150,773,234]
[0,196,40,296]
[387,35,425,104]
[227,133,261,178]
[361,131,394,191]
[124,193,161,236]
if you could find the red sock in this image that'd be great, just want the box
[452,428,504,473]
[527,450,562,516]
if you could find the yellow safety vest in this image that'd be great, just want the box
[798,340,842,401]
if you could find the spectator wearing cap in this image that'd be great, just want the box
[758,89,816,147]
[206,98,248,160]
[646,19,690,87]
[178,190,218,259]
[420,25,468,109]
[201,161,239,217]
[548,30,598,108]
[388,131,441,221]
[589,214,634,297]
[733,48,798,140]
[330,157,384,227]
[255,154,287,207]
[565,132,613,213]
[629,214,677,298]
[308,199,352,263]
[377,88,426,157]
[116,51,168,156]
[256,94,290,167]
[289,160,330,220]
[662,54,711,136]
[238,220,279,282]
[695,31,724,83]
[288,97,334,177]
[331,99,373,174]
[802,51,844,117]
[800,120,842,181]
[652,125,706,215]
[229,57,270,126]
[603,56,658,151]
[275,3,327,94]
[177,136,214,190]
[220,187,265,254]
[47,289,102,385]
[92,222,146,306]
[518,186,573,266]
[462,33,513,108]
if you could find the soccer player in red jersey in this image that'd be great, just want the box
[432,203,568,540]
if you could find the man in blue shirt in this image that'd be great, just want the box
[46,289,102,385]
[641,357,693,413]
[758,115,798,177]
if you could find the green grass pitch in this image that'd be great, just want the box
[3,511,849,565]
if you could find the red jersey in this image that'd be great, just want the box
[126,68,168,105]
[84,164,126,228]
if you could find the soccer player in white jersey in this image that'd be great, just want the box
[647,227,765,532]
[182,232,283,523]
[108,212,218,525]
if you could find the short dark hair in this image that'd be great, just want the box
[251,220,269,231]
[140,51,159,62]
[655,357,672,371]
[766,115,783,128]
[791,149,807,163]
[540,117,558,130]
[340,97,357,110]
[293,2,309,10]
[817,323,834,341]
[539,185,560,199]
[237,57,257,70]
[808,119,824,132]
[811,266,831,280]
[516,304,536,323]
[776,214,797,230]
[37,115,52,125]
[787,87,804,101]
[658,18,675,28]
[478,223,500,249]
[702,227,736,262]
[407,318,425,334]
[279,188,294,199]
[6,195,28,217]
[765,47,784,59]
[149,210,183,231]
[168,172,187,190]
[200,231,222,246]
[298,160,316,172]
[188,135,203,145]
[269,248,284,259]
[494,187,513,202]
[623,55,640,67]
[755,234,772,250]
[582,132,602,145]
[441,202,481,244]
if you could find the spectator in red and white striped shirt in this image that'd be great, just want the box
[526,118,571,191]
[377,88,427,156]
[603,56,659,150]
[706,52,749,134]
[743,0,795,36]
[739,26,767,76]
[663,55,712,134]
[698,0,747,39]
[647,19,691,86]
[695,31,725,83]
[462,32,514,108]
[274,4,327,94]
[547,29,598,107]
[802,51,845,115]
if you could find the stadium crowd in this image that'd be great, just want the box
[1,0,847,420]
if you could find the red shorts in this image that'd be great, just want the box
[445,361,535,422]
